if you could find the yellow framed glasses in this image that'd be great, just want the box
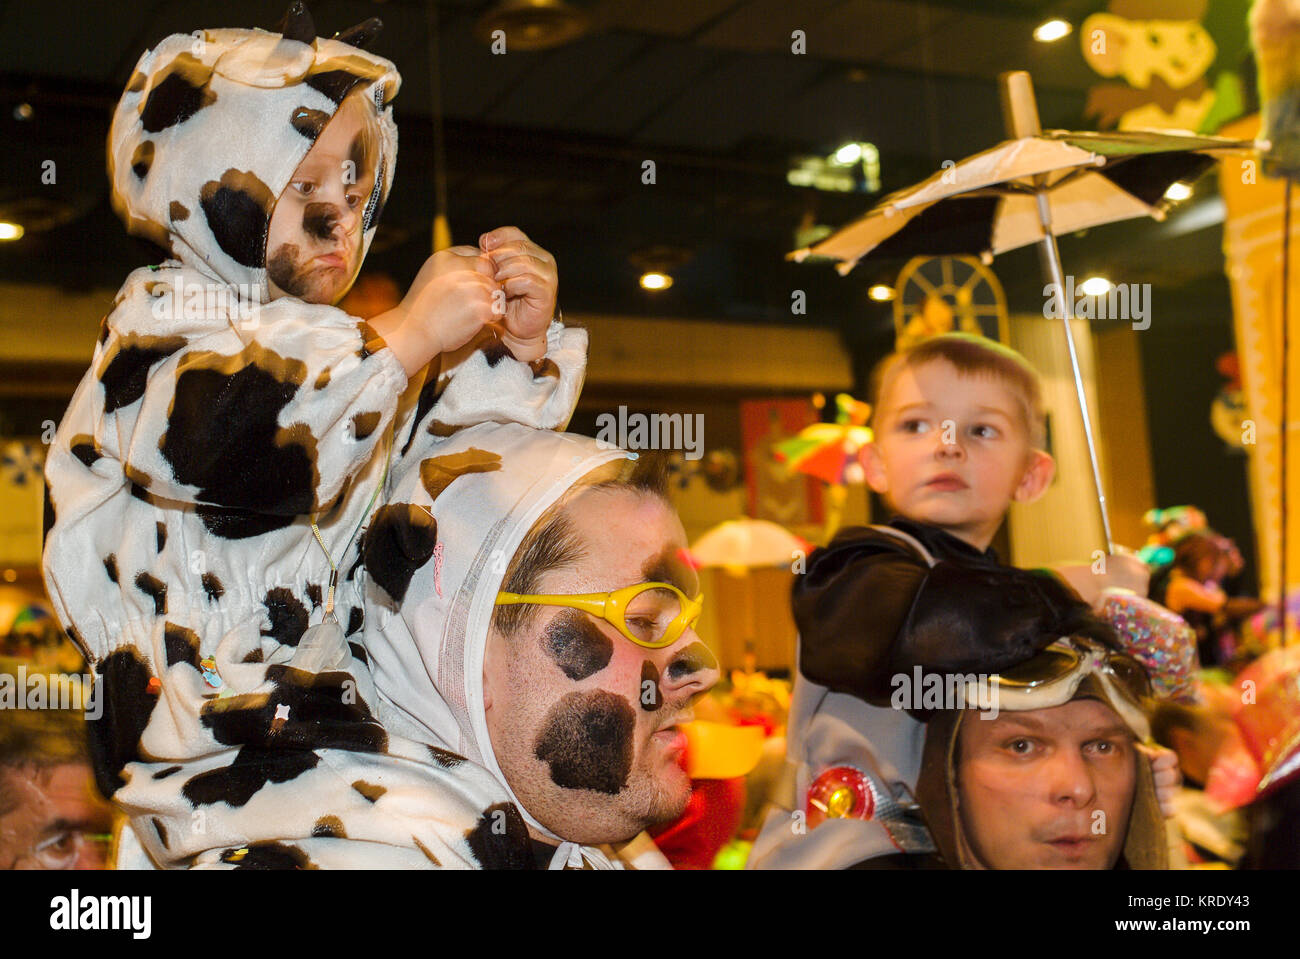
[495,581,704,649]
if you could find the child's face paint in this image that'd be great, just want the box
[483,487,722,846]
[266,93,378,305]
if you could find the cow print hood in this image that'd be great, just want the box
[108,23,399,298]
[361,422,670,866]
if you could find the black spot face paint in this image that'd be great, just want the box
[667,641,718,681]
[639,660,662,712]
[266,243,312,298]
[349,133,368,177]
[541,610,613,681]
[534,690,635,794]
[302,201,339,242]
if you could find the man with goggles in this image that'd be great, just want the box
[912,635,1169,870]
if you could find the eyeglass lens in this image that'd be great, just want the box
[623,587,684,644]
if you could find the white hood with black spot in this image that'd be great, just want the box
[109,24,398,294]
[362,421,673,869]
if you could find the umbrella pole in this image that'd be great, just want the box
[1035,205,1115,554]
[1002,72,1115,554]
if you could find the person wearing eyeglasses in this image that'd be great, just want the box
[127,422,719,869]
[365,421,721,868]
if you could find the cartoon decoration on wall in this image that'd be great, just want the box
[1210,351,1251,450]
[1081,0,1248,134]
[893,255,1008,351]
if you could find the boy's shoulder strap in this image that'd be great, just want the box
[865,524,938,568]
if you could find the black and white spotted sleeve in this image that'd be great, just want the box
[72,265,407,517]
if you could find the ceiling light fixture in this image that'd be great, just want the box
[474,0,590,51]
[834,142,863,164]
[0,222,25,241]
[1033,19,1072,43]
[640,272,672,291]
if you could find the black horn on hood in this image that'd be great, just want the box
[276,1,317,44]
[335,17,383,50]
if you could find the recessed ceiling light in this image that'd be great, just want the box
[1033,19,1072,43]
[1080,276,1112,296]
[868,284,895,301]
[640,272,672,291]
[475,0,589,51]
[1164,182,1193,202]
[0,222,25,241]
[834,142,863,164]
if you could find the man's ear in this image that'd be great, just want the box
[1013,449,1055,504]
[862,440,889,495]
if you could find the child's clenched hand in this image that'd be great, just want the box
[1136,742,1181,818]
[479,226,557,363]
[408,245,502,354]
[1101,550,1151,599]
[369,247,500,377]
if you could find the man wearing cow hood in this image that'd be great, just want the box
[361,422,723,868]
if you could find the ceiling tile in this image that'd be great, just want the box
[588,0,743,37]
[487,32,647,127]
[695,0,849,52]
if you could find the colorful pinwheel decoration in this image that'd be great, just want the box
[772,393,872,540]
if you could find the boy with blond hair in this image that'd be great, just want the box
[750,333,1174,869]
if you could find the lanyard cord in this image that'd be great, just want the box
[310,427,393,621]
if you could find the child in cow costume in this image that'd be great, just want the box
[42,5,586,867]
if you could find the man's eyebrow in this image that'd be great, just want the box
[1088,722,1134,740]
[642,554,697,594]
[988,714,1044,732]
[41,817,92,835]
